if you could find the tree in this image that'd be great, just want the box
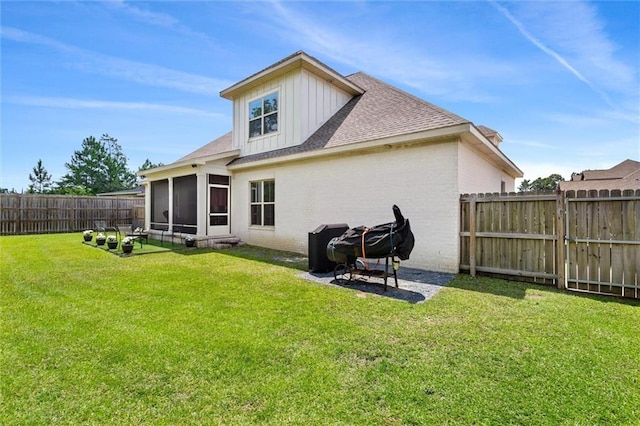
[518,173,564,192]
[50,185,92,196]
[138,158,164,172]
[27,159,53,193]
[57,134,137,195]
[101,134,137,191]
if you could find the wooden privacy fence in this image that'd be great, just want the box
[460,190,640,299]
[0,194,145,235]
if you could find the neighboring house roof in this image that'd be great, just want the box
[97,185,145,197]
[559,159,640,191]
[229,72,471,166]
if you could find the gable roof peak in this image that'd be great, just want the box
[220,51,364,100]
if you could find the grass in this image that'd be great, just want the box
[1,233,639,425]
[84,237,185,256]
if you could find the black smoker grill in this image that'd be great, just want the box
[326,205,415,291]
[308,223,350,273]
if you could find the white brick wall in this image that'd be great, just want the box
[143,138,516,274]
[231,141,462,273]
[458,142,516,193]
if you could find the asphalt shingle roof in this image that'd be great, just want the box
[581,159,639,181]
[560,159,640,190]
[177,132,233,162]
[229,72,470,165]
[477,125,498,138]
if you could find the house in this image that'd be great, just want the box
[560,159,640,191]
[139,51,522,273]
[97,185,146,197]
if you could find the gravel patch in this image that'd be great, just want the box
[298,265,455,304]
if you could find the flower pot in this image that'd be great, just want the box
[122,244,133,254]
[96,238,106,246]
[83,235,92,242]
[107,241,118,250]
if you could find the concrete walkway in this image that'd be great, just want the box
[298,265,455,304]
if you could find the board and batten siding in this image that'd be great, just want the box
[231,141,462,273]
[231,68,353,157]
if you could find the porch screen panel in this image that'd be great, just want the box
[151,180,169,231]
[173,175,197,234]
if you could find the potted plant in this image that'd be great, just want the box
[95,232,106,246]
[83,230,93,242]
[185,236,196,248]
[106,235,118,250]
[121,236,134,254]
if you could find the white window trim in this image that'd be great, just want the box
[249,180,275,227]
[248,89,280,141]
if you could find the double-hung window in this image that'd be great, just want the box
[249,92,278,138]
[250,180,275,226]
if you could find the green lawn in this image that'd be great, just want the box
[1,233,639,425]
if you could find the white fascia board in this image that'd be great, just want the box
[137,149,241,177]
[221,52,363,100]
[227,124,471,171]
[465,126,523,178]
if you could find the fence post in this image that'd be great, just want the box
[469,195,477,277]
[18,194,24,234]
[555,190,565,289]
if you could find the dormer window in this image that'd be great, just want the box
[249,91,278,138]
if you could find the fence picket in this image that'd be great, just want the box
[460,190,639,299]
[0,194,144,235]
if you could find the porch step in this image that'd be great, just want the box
[205,234,243,249]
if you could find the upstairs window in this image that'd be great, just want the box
[249,92,278,138]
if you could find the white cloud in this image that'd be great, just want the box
[510,1,636,92]
[106,0,179,27]
[263,0,514,103]
[1,27,232,95]
[491,0,638,118]
[508,138,556,150]
[72,54,228,95]
[104,0,223,50]
[1,27,75,53]
[8,96,224,117]
[489,0,617,109]
[540,113,612,128]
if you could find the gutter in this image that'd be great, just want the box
[227,123,472,171]
[137,149,241,177]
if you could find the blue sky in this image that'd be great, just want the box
[2,0,639,191]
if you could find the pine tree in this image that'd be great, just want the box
[57,134,136,195]
[138,158,164,172]
[28,159,53,193]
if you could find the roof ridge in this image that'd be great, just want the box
[346,71,470,124]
